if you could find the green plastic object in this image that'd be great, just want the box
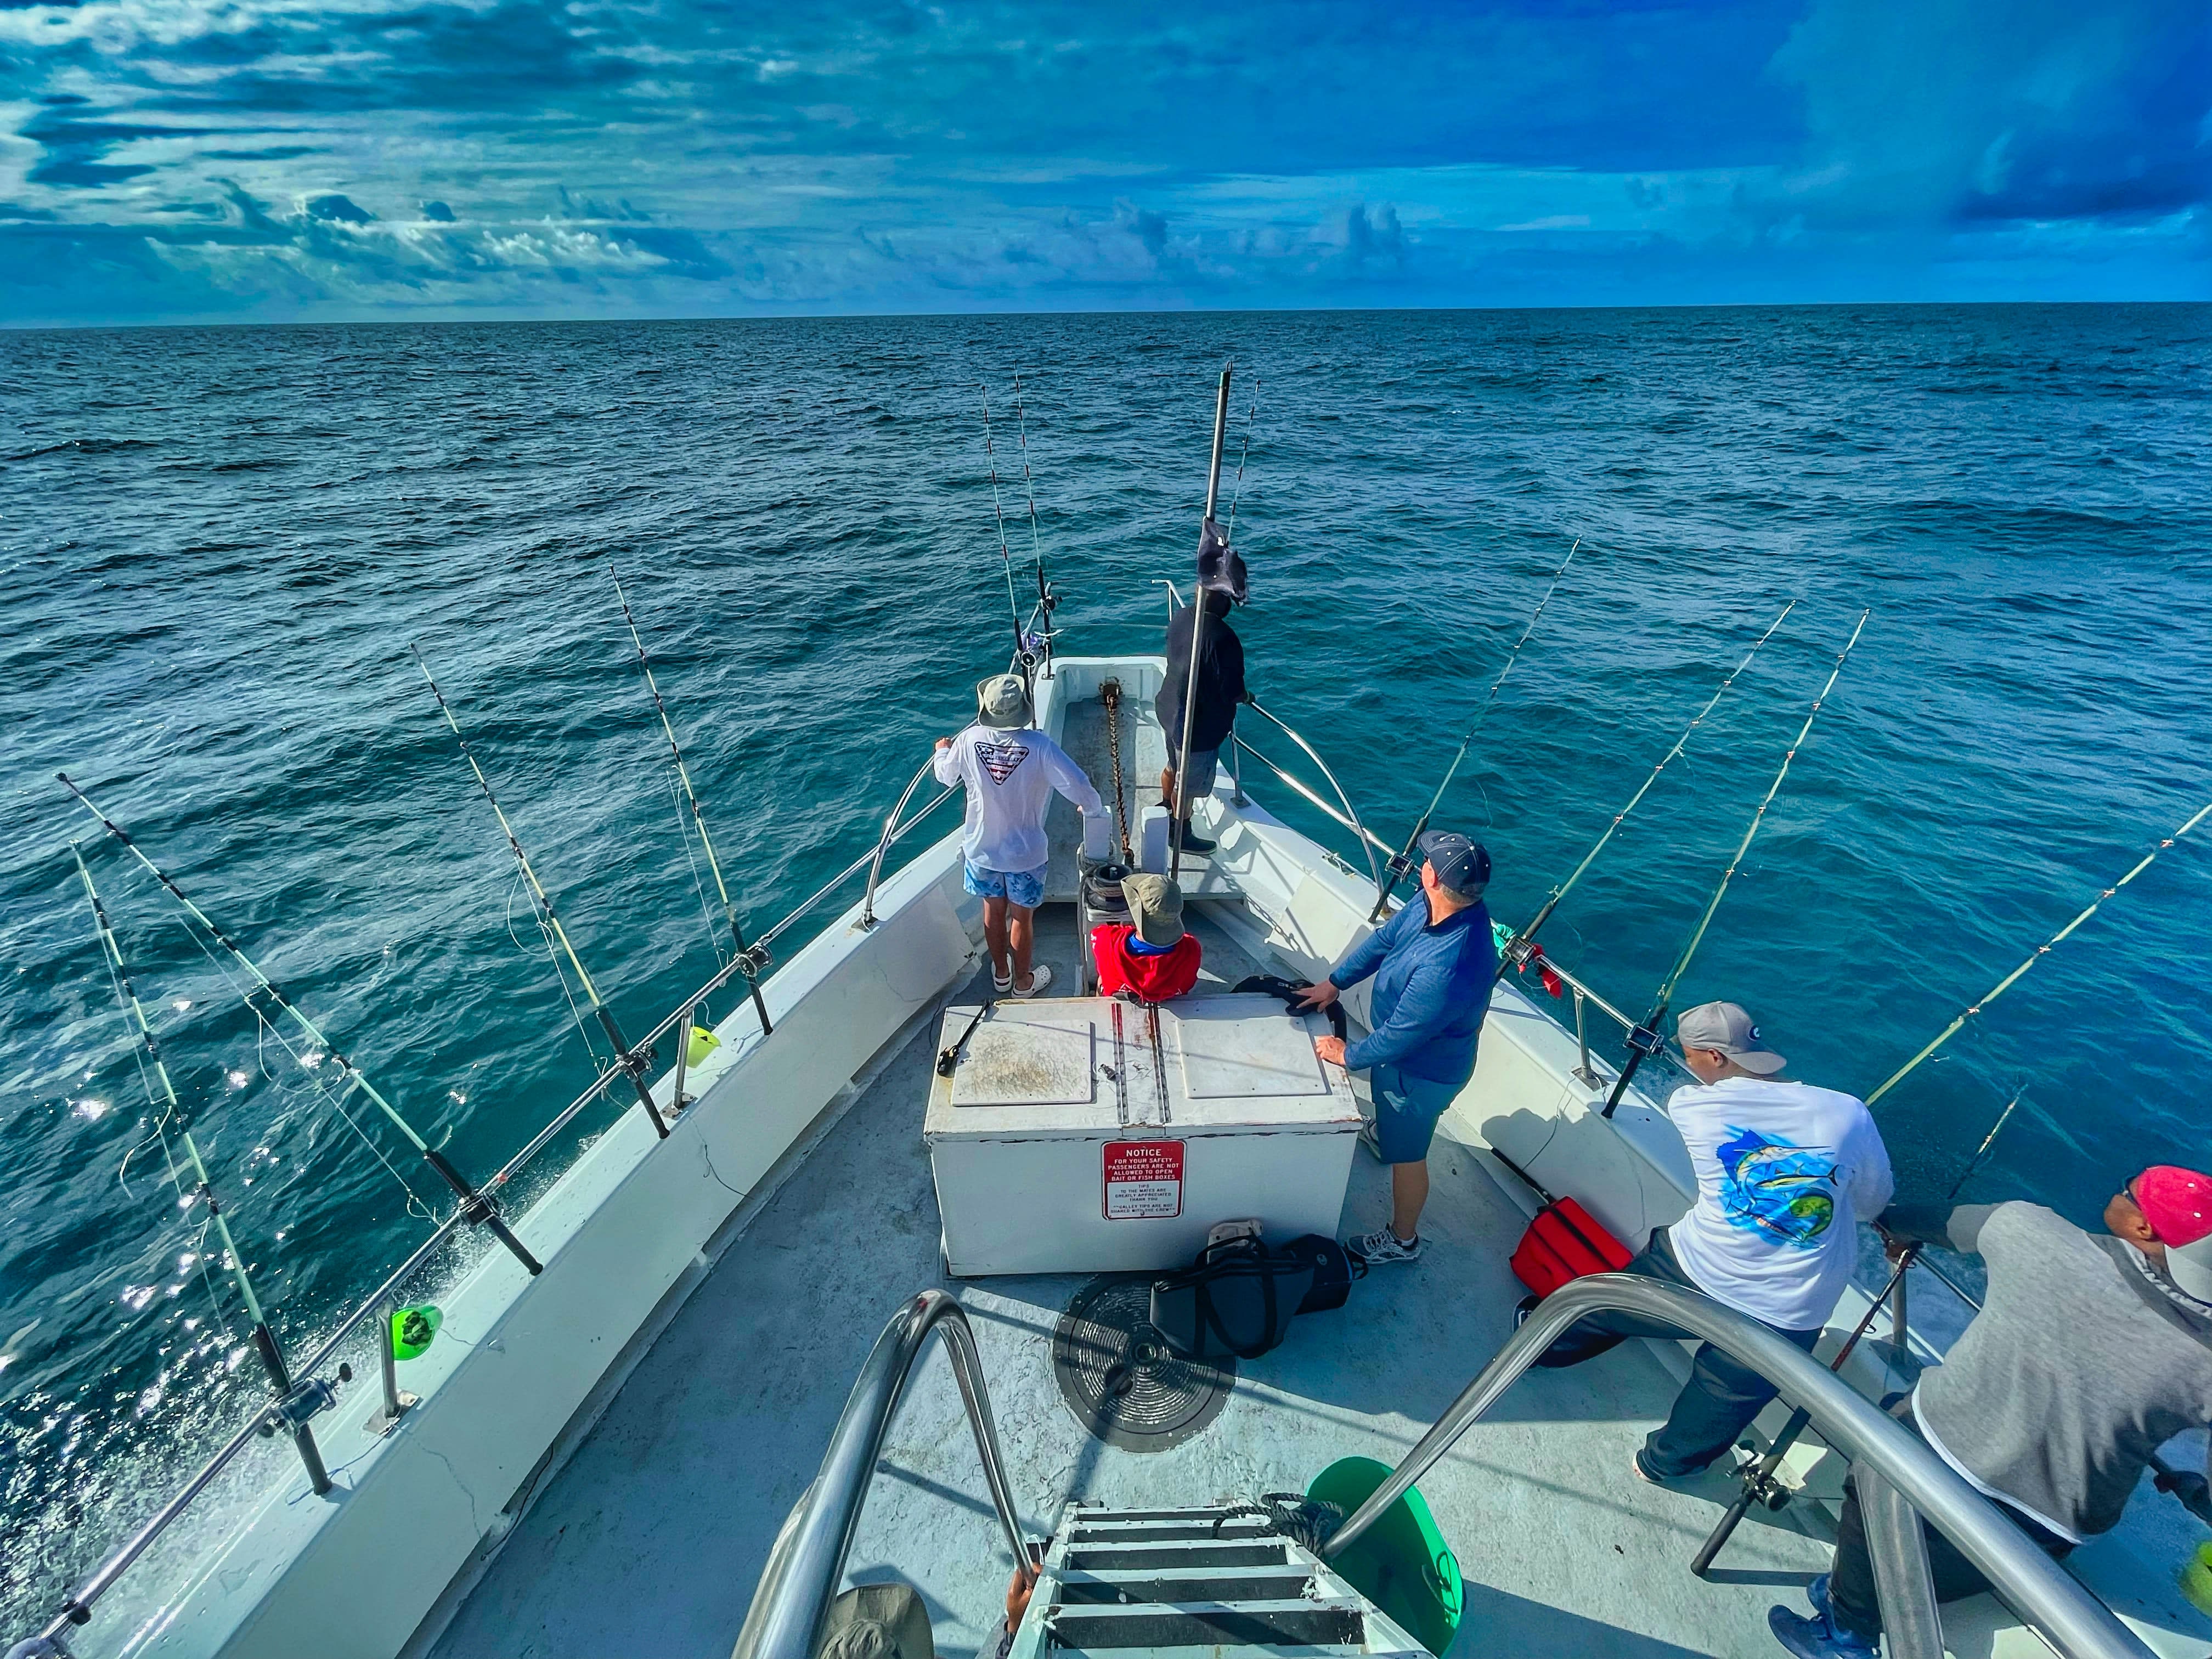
[390,1304,442,1361]
[1308,1455,1464,1657]
[686,1025,721,1068]
[2182,1540,2212,1617]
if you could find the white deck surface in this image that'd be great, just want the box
[427,904,1835,1659]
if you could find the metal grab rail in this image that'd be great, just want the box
[1230,735,1393,858]
[1238,699,1384,893]
[731,1290,1030,1659]
[864,755,950,928]
[1324,1274,2151,1659]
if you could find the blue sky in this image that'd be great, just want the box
[1,0,2205,324]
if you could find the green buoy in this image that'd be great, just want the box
[1308,1455,1464,1656]
[390,1305,442,1361]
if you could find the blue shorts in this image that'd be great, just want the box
[1371,1064,1461,1164]
[963,861,1046,909]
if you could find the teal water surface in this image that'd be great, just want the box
[2,305,2208,1634]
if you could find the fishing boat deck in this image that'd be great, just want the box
[424,902,1837,1659]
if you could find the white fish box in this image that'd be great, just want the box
[925,993,1361,1276]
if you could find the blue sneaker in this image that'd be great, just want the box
[1766,1579,1875,1658]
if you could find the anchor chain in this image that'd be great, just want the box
[1100,679,1135,865]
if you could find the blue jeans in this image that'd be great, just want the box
[1532,1229,1824,1477]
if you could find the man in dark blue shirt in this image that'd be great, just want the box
[1297,831,1496,1265]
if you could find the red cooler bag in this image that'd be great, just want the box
[1510,1198,1633,1297]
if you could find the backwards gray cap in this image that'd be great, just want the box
[1675,1001,1786,1075]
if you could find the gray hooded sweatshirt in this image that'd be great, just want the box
[1895,1201,2212,1542]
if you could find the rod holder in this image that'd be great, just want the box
[1570,988,1599,1089]
[370,1304,417,1437]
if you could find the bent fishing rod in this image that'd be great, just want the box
[1370,538,1581,921]
[1689,1083,2024,1575]
[411,646,673,1139]
[1599,610,1870,1120]
[71,845,346,1494]
[1493,600,1797,983]
[610,566,773,1038]
[58,774,543,1275]
[1864,791,2212,1106]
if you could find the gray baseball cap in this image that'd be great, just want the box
[1120,871,1186,947]
[974,674,1031,729]
[1675,1001,1786,1074]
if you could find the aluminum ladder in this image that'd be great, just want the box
[1004,1501,1431,1658]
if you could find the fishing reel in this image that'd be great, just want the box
[1624,1023,1668,1058]
[258,1364,352,1438]
[736,943,771,978]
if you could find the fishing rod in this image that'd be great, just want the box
[69,844,349,1494]
[411,646,672,1139]
[1494,600,1797,985]
[1599,610,1870,1120]
[1370,538,1581,922]
[978,386,1030,684]
[1864,792,2212,1105]
[58,773,544,1274]
[610,566,773,1039]
[1169,362,1234,887]
[1692,1082,2024,1575]
[1010,375,1056,680]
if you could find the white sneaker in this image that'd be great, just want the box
[1350,1225,1422,1265]
[1013,963,1053,998]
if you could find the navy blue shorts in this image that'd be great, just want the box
[1371,1064,1460,1164]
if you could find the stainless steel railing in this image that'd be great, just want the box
[1325,1273,2152,1659]
[862,755,954,928]
[730,1290,1031,1659]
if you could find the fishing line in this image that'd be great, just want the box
[1371,538,1581,921]
[60,772,542,1273]
[412,647,673,1141]
[1011,376,1058,674]
[977,386,1028,676]
[610,566,774,1035]
[160,907,434,1221]
[1494,600,1797,984]
[1598,609,1871,1119]
[1865,793,2212,1105]
[670,771,720,956]
[1224,376,1261,545]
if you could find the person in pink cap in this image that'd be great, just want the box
[1768,1163,2212,1658]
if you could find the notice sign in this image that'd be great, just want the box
[1102,1139,1184,1220]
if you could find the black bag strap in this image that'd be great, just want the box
[1542,1199,1617,1263]
[1194,1257,1283,1360]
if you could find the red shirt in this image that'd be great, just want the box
[1092,926,1201,1002]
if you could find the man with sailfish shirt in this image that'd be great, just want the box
[1531,1001,1894,1484]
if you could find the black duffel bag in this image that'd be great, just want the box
[1150,1236,1312,1360]
[1150,1232,1364,1360]
[1279,1232,1366,1313]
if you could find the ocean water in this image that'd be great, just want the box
[1,304,2208,1638]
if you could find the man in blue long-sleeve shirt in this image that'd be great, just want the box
[1296,831,1496,1265]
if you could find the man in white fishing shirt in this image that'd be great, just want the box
[934,674,1104,998]
[1530,1000,1894,1481]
